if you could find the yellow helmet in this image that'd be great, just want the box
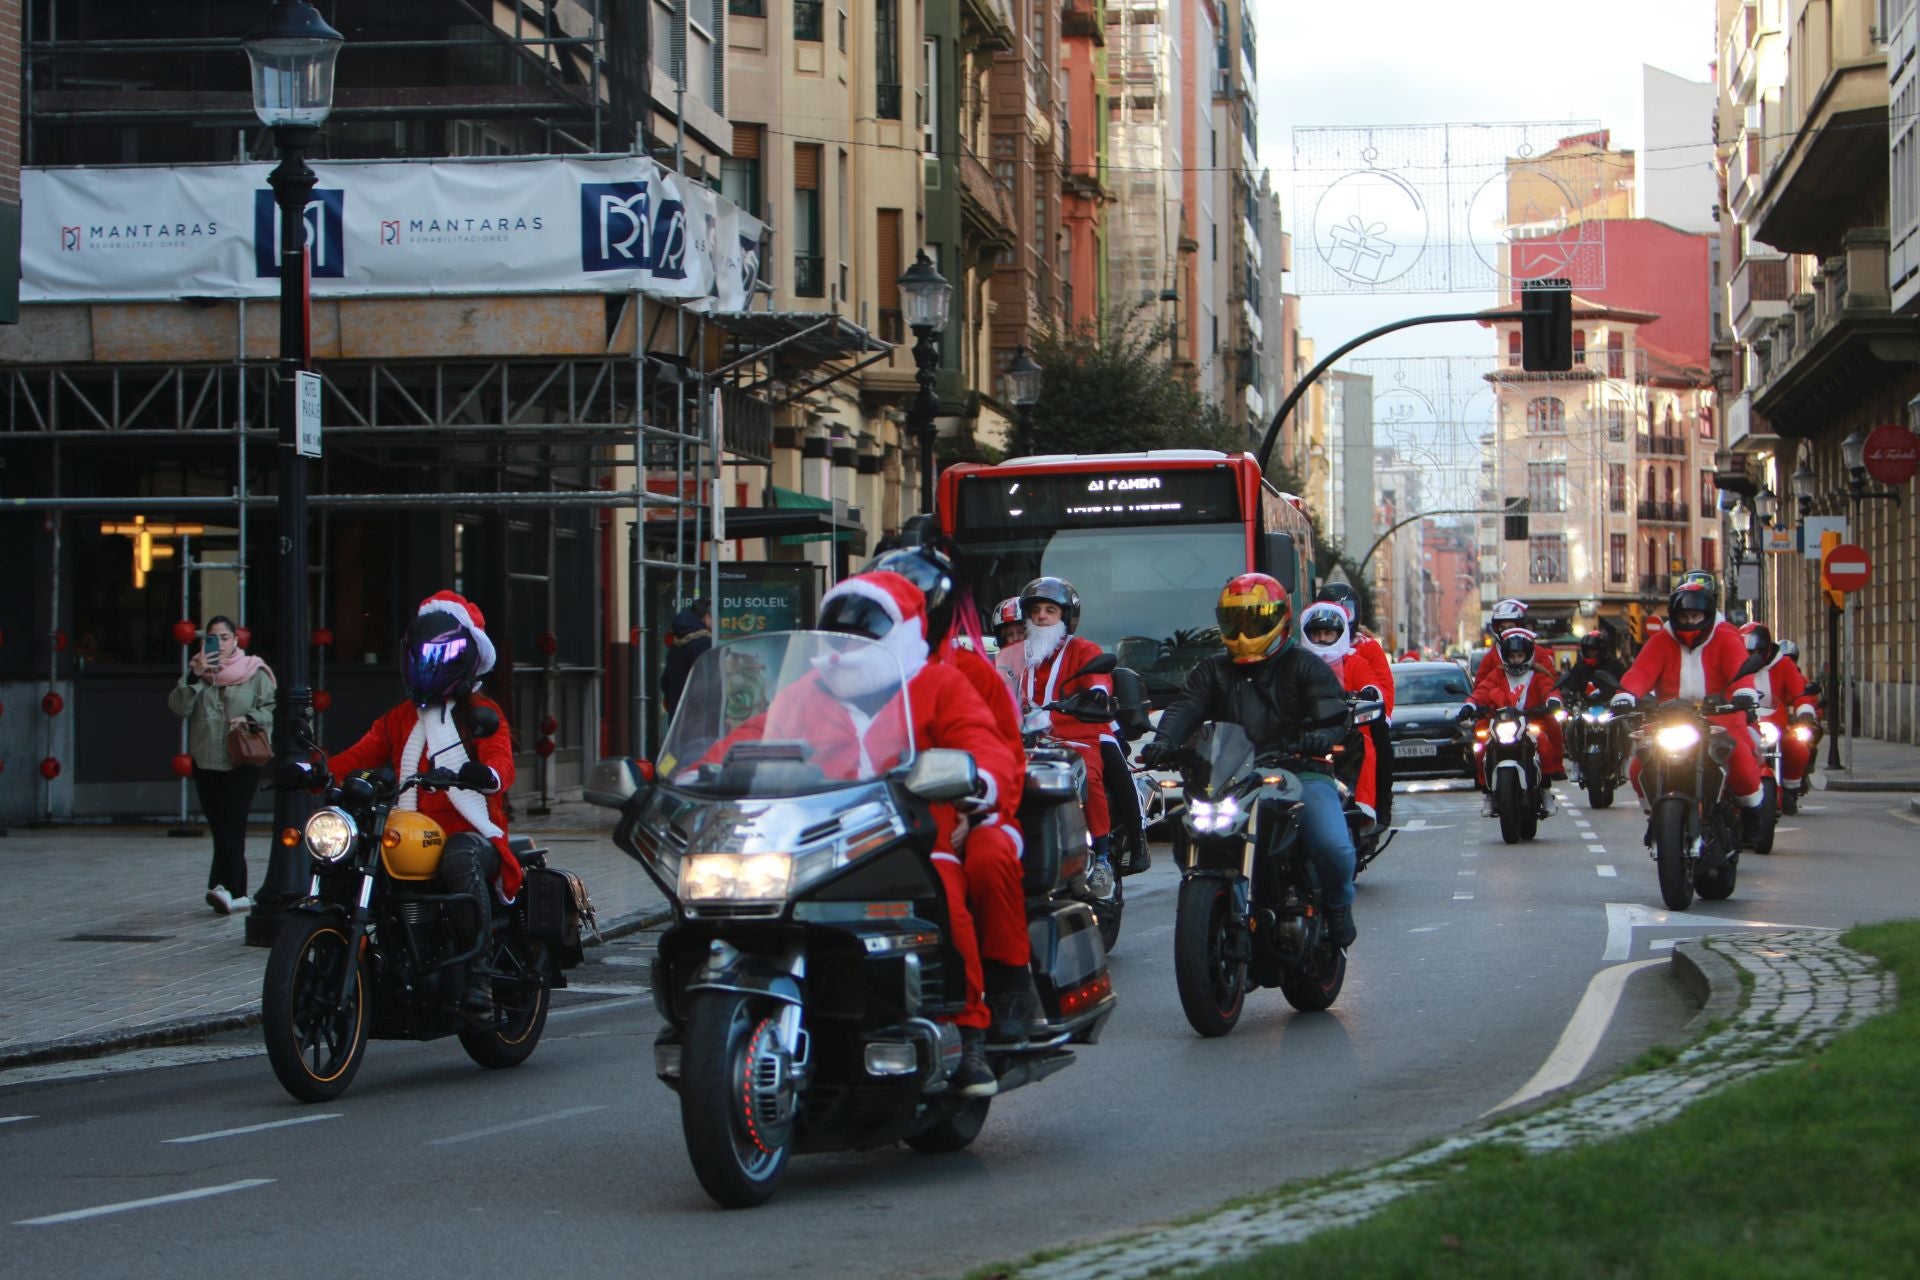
[1216,573,1293,665]
[379,810,447,880]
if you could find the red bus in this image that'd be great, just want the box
[937,450,1316,704]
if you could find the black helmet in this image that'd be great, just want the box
[1020,576,1081,633]
[1579,630,1608,660]
[1314,580,1360,620]
[403,610,480,707]
[1667,579,1718,650]
[863,543,959,644]
[1498,627,1537,675]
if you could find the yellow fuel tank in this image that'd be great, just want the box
[380,810,447,880]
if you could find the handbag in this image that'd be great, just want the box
[226,721,274,768]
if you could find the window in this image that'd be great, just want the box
[1529,534,1569,584]
[1608,330,1626,378]
[838,147,849,300]
[1507,332,1521,367]
[876,0,901,118]
[1663,465,1675,502]
[1606,402,1626,441]
[921,38,938,157]
[728,0,762,12]
[720,124,763,218]
[795,0,822,41]
[1700,470,1716,512]
[1700,536,1718,572]
[1527,461,1568,513]
[793,143,823,297]
[992,134,1016,195]
[1608,462,1627,512]
[1573,328,1587,366]
[1699,403,1715,439]
[1526,396,1565,433]
[1609,533,1628,584]
[876,209,903,341]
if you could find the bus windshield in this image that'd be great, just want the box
[952,521,1246,700]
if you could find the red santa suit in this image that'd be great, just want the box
[1750,648,1814,785]
[1020,630,1114,840]
[1617,615,1763,806]
[1300,603,1383,819]
[939,640,1031,970]
[1468,659,1565,783]
[1477,631,1562,775]
[1348,631,1397,716]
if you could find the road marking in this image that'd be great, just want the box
[0,1115,35,1126]
[1596,865,1618,878]
[0,1043,266,1090]
[1773,827,1802,834]
[1397,818,1456,832]
[1453,891,1474,900]
[1587,844,1607,854]
[598,955,651,968]
[427,1105,606,1146]
[1460,850,1479,858]
[555,983,651,997]
[547,996,649,1021]
[1458,869,1476,876]
[1481,958,1665,1117]
[164,1113,341,1145]
[1603,902,1826,962]
[16,1179,275,1226]
[1408,924,1447,933]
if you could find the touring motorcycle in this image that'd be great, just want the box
[591,631,1115,1208]
[263,707,587,1102]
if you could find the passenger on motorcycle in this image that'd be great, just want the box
[865,543,1046,1044]
[1741,622,1816,792]
[323,592,519,1020]
[1610,579,1767,842]
[1314,582,1397,827]
[1138,574,1360,947]
[1299,601,1384,827]
[1477,599,1563,781]
[1461,629,1563,817]
[1018,576,1120,898]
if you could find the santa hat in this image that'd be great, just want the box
[418,590,497,676]
[821,571,931,681]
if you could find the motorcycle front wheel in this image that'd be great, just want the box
[904,1098,991,1154]
[1279,937,1347,1013]
[1495,770,1523,845]
[1174,877,1246,1037]
[262,916,370,1103]
[1093,873,1124,953]
[680,992,795,1208]
[1751,779,1779,856]
[1653,797,1696,911]
[1586,754,1616,809]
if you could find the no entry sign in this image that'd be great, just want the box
[1822,543,1874,593]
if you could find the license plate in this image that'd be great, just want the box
[1397,743,1439,757]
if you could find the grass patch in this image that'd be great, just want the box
[1620,1042,1680,1076]
[1182,921,1920,1280]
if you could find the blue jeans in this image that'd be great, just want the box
[1288,774,1357,909]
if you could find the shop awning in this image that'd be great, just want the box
[768,486,862,546]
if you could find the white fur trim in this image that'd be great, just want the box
[931,851,963,866]
[980,813,1025,858]
[396,702,504,841]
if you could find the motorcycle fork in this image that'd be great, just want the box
[334,870,377,1010]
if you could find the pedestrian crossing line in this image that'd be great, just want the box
[0,1115,35,1126]
[1596,865,1619,878]
[165,1113,341,1145]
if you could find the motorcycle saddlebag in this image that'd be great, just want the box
[1019,756,1090,896]
[523,867,596,968]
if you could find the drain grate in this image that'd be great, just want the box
[65,933,173,944]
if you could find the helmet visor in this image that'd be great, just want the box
[405,630,472,704]
[1217,601,1288,642]
[818,595,896,641]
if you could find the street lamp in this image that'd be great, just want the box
[1791,456,1817,519]
[1754,485,1778,527]
[242,0,342,947]
[1841,427,1903,505]
[898,249,952,514]
[1004,345,1043,457]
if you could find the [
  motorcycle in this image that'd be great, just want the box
[262,707,585,1102]
[1169,704,1368,1038]
[1474,699,1563,845]
[1630,696,1753,910]
[1334,689,1396,874]
[591,630,1115,1208]
[1570,693,1630,810]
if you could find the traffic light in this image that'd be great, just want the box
[1521,278,1574,372]
[1503,496,1530,541]
[1626,602,1645,645]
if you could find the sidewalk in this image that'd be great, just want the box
[0,800,668,1068]
[1805,732,1920,798]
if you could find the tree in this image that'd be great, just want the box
[1022,304,1247,458]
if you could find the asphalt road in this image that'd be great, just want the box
[4,781,1917,1277]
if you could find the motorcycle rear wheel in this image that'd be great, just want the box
[1586,765,1616,810]
[458,968,550,1070]
[1279,941,1347,1013]
[1174,878,1246,1038]
[904,1098,991,1154]
[681,992,795,1208]
[1495,771,1523,845]
[262,917,370,1104]
[1653,798,1696,911]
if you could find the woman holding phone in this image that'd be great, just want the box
[167,617,276,914]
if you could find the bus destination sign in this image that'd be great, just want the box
[957,468,1240,528]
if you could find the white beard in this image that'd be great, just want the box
[814,625,929,699]
[1025,621,1067,666]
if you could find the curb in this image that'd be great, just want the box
[1670,940,1741,1037]
[1820,779,1920,793]
[0,904,674,1073]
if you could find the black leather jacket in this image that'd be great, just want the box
[1151,645,1350,776]
[1557,657,1626,700]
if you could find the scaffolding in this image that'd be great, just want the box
[1105,1,1179,312]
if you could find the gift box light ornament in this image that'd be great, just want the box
[1327,216,1396,284]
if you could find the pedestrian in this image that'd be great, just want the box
[167,616,276,915]
[661,599,714,717]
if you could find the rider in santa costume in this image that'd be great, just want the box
[1298,600,1385,822]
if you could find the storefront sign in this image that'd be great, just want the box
[657,562,820,641]
[20,156,765,307]
[1863,424,1919,486]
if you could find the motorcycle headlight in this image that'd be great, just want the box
[1493,720,1523,744]
[1583,709,1612,724]
[303,806,358,864]
[1759,721,1782,746]
[1655,724,1701,754]
[1187,796,1239,832]
[679,852,793,902]
[1792,725,1815,742]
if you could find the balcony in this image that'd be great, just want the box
[958,144,1018,249]
[1635,434,1688,457]
[1727,126,1766,224]
[1061,0,1105,43]
[1636,500,1692,524]
[1725,389,1783,454]
[1750,51,1888,253]
[1728,253,1790,340]
[961,0,1016,51]
[1721,2,1768,105]
[1752,227,1920,434]
[1639,573,1673,597]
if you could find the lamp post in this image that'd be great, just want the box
[242,0,342,947]
[1004,345,1043,457]
[898,249,952,514]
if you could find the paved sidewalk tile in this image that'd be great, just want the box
[0,811,666,1064]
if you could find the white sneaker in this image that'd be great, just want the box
[1480,792,1495,818]
[206,886,234,915]
[1086,857,1116,900]
[1540,791,1559,818]
[228,895,252,913]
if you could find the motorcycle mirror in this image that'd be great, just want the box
[1075,654,1119,678]
[1058,690,1116,723]
[903,748,979,803]
[1357,685,1383,703]
[1309,692,1349,727]
[469,705,501,739]
[585,757,653,809]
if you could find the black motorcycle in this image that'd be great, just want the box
[1170,707,1368,1038]
[1334,689,1395,874]
[1476,699,1562,845]
[593,631,1115,1208]
[1571,692,1630,810]
[263,708,585,1102]
[1630,696,1753,910]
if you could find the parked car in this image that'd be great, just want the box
[1388,661,1477,779]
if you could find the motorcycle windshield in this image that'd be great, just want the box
[1185,721,1256,798]
[656,631,917,797]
